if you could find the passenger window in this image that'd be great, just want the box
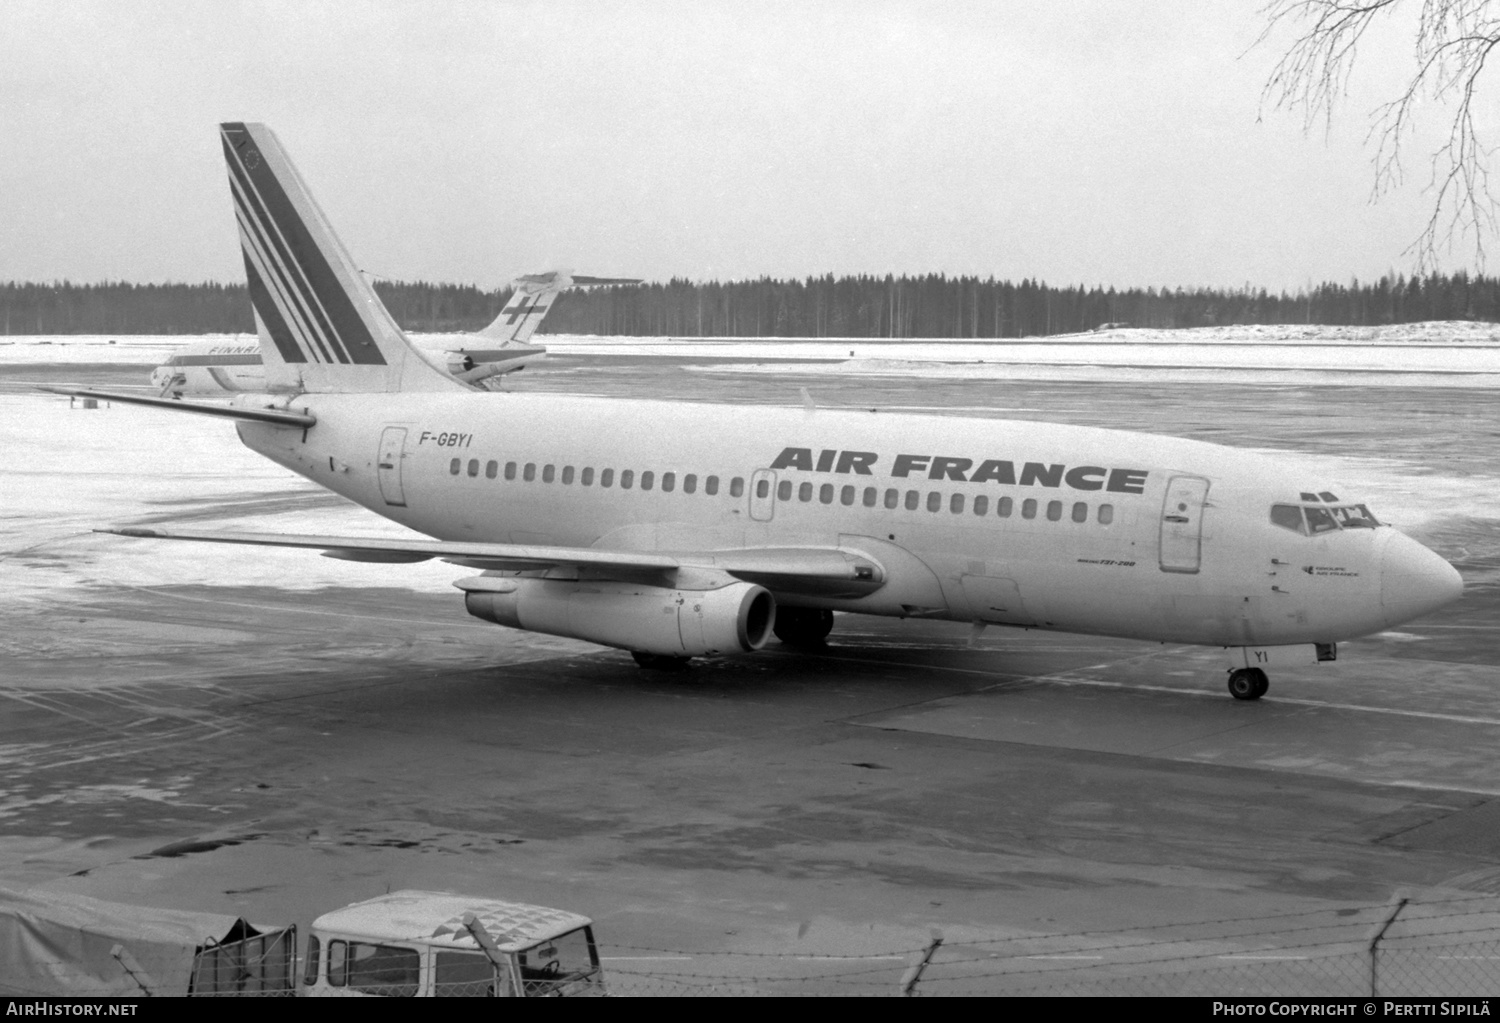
[1270,504,1305,534]
[951,494,964,514]
[927,492,942,512]
[581,467,594,486]
[327,940,347,987]
[684,474,697,494]
[757,478,770,499]
[542,464,555,483]
[884,489,899,509]
[905,491,920,511]
[1072,502,1088,523]
[1047,500,1062,521]
[1022,498,1037,520]
[621,470,634,489]
[820,484,834,504]
[641,470,653,490]
[863,487,877,507]
[1306,506,1339,534]
[662,472,675,492]
[505,461,517,480]
[601,468,614,487]
[449,458,460,475]
[434,950,497,998]
[467,459,479,477]
[562,466,574,484]
[304,935,321,986]
[344,942,420,998]
[485,460,497,480]
[973,495,989,516]
[523,462,536,482]
[799,482,813,502]
[778,480,792,501]
[706,476,720,495]
[731,477,744,497]
[998,496,1013,518]
[841,485,855,506]
[1098,503,1114,525]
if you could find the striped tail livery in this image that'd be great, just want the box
[220,121,462,395]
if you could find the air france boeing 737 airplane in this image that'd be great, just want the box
[49,123,1464,701]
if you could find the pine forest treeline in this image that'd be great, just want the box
[6,273,1500,337]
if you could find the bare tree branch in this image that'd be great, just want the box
[1260,0,1500,269]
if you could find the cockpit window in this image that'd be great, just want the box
[1271,502,1382,536]
[1271,504,1306,534]
[1304,506,1340,534]
[1333,504,1380,528]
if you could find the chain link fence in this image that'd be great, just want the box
[602,894,1500,996]
[6,893,1500,996]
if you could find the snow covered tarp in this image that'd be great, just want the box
[0,886,293,996]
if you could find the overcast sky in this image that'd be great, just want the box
[0,1,1483,291]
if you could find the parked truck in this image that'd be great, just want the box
[0,886,605,997]
[302,890,606,997]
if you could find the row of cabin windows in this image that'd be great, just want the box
[452,458,745,497]
[450,458,1113,525]
[763,480,1114,524]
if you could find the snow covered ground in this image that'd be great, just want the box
[7,322,1500,386]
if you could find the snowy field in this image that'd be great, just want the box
[7,322,1500,386]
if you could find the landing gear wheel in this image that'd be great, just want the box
[632,652,691,671]
[773,608,834,647]
[1227,668,1269,701]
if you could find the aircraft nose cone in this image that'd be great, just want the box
[1380,531,1463,627]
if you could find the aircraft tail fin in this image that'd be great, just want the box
[219,122,463,394]
[477,270,641,343]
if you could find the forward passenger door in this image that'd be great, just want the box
[1159,475,1210,574]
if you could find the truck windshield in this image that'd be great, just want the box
[516,927,599,996]
[1270,503,1381,536]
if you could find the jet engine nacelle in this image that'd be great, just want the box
[464,578,776,657]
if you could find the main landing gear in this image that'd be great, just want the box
[632,652,692,670]
[773,608,835,648]
[1227,668,1269,701]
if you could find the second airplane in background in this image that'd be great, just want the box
[150,269,640,396]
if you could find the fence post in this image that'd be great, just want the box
[899,929,943,997]
[1367,892,1409,997]
[463,912,517,996]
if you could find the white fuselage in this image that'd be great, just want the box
[235,391,1459,649]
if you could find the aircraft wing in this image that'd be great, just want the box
[99,528,885,597]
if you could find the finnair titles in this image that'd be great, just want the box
[46,122,1463,703]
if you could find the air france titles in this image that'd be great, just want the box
[768,448,1149,494]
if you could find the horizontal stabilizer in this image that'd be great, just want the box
[98,529,885,596]
[564,275,643,286]
[40,387,316,427]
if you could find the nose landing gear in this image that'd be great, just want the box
[1227,668,1269,701]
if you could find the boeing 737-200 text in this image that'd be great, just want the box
[46,123,1464,700]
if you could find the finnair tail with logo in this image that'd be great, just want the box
[476,270,641,345]
[220,122,463,395]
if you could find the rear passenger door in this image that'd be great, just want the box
[377,427,408,507]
